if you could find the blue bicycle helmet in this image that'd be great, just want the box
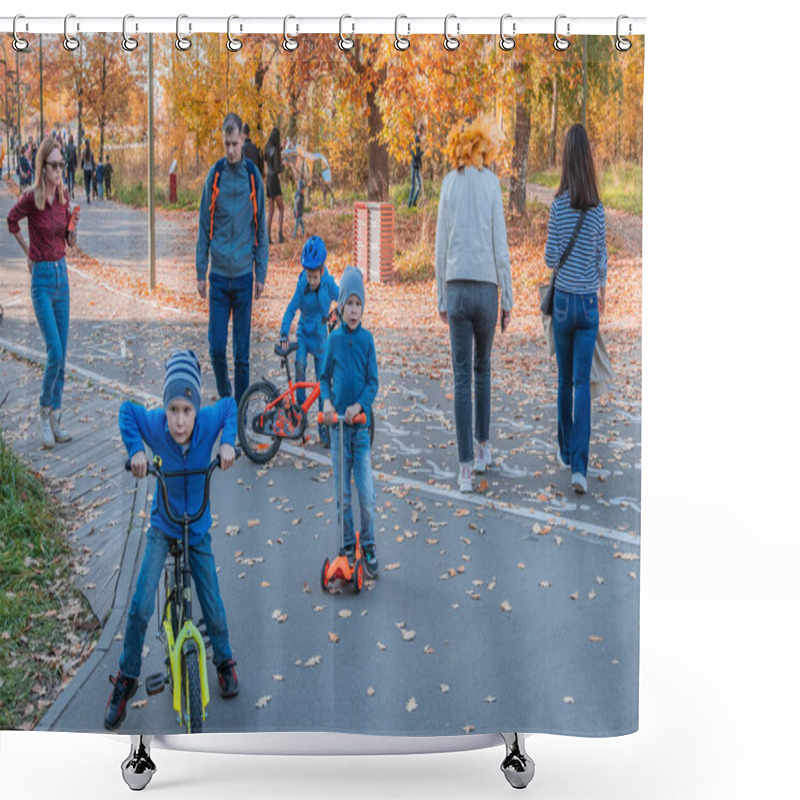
[300,235,327,269]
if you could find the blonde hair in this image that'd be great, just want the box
[445,115,501,171]
[33,139,68,211]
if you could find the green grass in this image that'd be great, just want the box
[530,162,642,215]
[0,431,98,729]
[114,180,202,211]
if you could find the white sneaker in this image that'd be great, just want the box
[474,441,491,473]
[556,451,570,470]
[39,406,55,449]
[458,463,473,493]
[571,473,587,494]
[50,410,72,443]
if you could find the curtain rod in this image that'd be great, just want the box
[0,16,646,37]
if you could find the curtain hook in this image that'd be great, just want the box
[338,15,355,51]
[499,14,516,51]
[122,15,139,51]
[226,15,243,52]
[63,14,80,51]
[12,15,30,52]
[283,15,299,51]
[554,14,570,51]
[394,15,410,51]
[443,14,460,51]
[175,14,192,51]
[615,15,632,51]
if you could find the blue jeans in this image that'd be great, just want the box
[30,259,70,410]
[66,166,75,196]
[552,289,599,477]
[208,271,253,405]
[120,527,232,679]
[446,281,498,464]
[408,164,421,207]
[330,423,374,550]
[97,180,104,200]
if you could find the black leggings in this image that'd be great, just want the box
[83,169,93,201]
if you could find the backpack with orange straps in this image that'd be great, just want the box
[207,157,260,246]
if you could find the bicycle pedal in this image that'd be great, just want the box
[145,672,168,695]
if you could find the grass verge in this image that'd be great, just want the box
[0,430,99,729]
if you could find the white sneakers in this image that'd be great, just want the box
[571,473,587,494]
[458,463,473,493]
[473,441,491,473]
[50,410,72,443]
[39,407,55,449]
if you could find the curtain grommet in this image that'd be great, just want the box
[443,14,460,51]
[283,15,299,51]
[226,15,243,52]
[554,14,570,51]
[499,14,516,51]
[175,14,192,51]
[13,14,29,52]
[615,15,632,51]
[121,15,139,51]
[394,15,410,51]
[338,15,355,51]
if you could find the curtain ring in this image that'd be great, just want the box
[443,14,460,51]
[499,13,516,51]
[122,15,139,51]
[226,15,243,52]
[12,15,30,52]
[615,15,632,51]
[394,15,410,51]
[283,15,299,51]
[553,14,570,51]
[338,15,355,51]
[63,14,80,51]
[175,14,192,51]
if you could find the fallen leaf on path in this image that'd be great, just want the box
[500,601,512,612]
[255,695,272,708]
[405,697,418,712]
[328,632,340,643]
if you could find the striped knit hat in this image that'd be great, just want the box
[163,349,201,413]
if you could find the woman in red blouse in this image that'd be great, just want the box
[7,138,80,448]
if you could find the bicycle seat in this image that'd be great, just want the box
[274,341,298,358]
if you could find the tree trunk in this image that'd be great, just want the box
[509,96,531,215]
[366,65,389,202]
[548,74,558,168]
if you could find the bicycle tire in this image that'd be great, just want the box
[182,644,203,733]
[238,380,282,464]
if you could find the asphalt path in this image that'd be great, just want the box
[1,184,640,737]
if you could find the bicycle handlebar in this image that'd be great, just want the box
[125,448,241,526]
[317,411,367,426]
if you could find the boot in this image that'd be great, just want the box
[39,406,55,449]
[50,409,72,443]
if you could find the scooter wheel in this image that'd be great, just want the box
[321,558,330,592]
[353,559,363,594]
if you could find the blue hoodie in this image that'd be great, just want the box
[279,269,339,356]
[196,157,268,284]
[320,322,378,426]
[119,398,237,545]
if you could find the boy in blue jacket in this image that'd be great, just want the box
[321,266,379,576]
[104,350,239,731]
[279,235,339,448]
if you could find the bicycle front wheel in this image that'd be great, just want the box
[182,644,203,733]
[238,380,282,464]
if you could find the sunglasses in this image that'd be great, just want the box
[46,161,66,169]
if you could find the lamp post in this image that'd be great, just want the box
[38,35,44,142]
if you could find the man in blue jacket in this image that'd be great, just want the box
[196,113,268,405]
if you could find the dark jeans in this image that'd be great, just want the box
[30,259,70,410]
[446,280,498,464]
[66,166,75,196]
[208,271,253,405]
[408,164,421,207]
[552,289,599,477]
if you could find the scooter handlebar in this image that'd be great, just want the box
[317,411,367,425]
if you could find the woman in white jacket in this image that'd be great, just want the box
[435,116,513,493]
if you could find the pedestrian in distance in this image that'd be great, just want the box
[65,134,77,198]
[103,154,113,199]
[407,122,425,208]
[96,158,105,201]
[544,123,608,494]
[292,178,305,239]
[279,235,339,447]
[320,266,379,577]
[105,350,239,731]
[434,115,513,493]
[264,126,286,244]
[16,146,33,187]
[81,139,95,204]
[196,112,268,405]
[241,123,265,177]
[6,137,80,448]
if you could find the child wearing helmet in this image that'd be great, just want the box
[279,235,339,447]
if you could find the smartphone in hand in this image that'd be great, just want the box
[68,206,80,232]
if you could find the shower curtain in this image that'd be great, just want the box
[0,30,643,739]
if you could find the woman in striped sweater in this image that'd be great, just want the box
[544,124,608,494]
